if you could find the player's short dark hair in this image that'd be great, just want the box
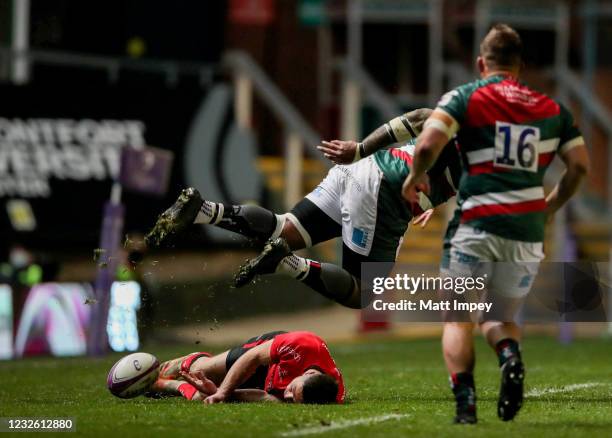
[480,23,523,69]
[302,373,338,404]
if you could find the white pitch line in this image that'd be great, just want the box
[279,414,408,437]
[526,382,605,398]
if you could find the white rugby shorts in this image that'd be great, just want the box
[305,157,382,257]
[443,224,544,298]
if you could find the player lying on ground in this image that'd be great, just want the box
[139,331,344,403]
[402,24,590,424]
[146,108,460,309]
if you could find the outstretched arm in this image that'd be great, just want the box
[545,145,589,217]
[402,110,455,203]
[180,372,280,403]
[317,108,433,164]
[230,389,281,403]
[202,341,273,404]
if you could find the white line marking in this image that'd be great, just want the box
[279,414,408,437]
[526,382,605,398]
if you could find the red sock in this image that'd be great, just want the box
[178,383,198,400]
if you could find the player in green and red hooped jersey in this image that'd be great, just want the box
[403,24,589,424]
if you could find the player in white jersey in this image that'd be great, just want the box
[146,109,458,310]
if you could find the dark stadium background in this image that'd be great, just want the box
[1,1,611,436]
[0,0,610,364]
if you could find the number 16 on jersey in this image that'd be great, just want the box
[494,122,540,173]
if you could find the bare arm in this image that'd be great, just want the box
[181,372,280,403]
[317,108,433,164]
[411,128,449,178]
[204,340,273,404]
[360,108,430,156]
[402,111,452,202]
[545,145,589,216]
[229,389,281,403]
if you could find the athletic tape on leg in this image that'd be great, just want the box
[284,213,313,248]
[271,214,287,239]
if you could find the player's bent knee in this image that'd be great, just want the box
[340,295,363,310]
[280,213,312,249]
[340,278,367,309]
[271,213,287,240]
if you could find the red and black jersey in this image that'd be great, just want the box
[265,331,345,403]
[226,331,345,403]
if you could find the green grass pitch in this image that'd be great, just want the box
[1,336,611,437]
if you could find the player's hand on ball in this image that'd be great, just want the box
[413,209,434,228]
[317,140,358,164]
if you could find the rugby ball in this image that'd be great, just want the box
[107,352,160,399]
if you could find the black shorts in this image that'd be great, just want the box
[225,331,287,389]
[290,198,394,279]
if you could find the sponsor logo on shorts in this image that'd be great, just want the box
[518,275,532,288]
[337,166,362,192]
[441,250,451,269]
[352,228,369,248]
[454,250,479,264]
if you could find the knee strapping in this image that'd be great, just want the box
[271,214,287,240]
[283,213,312,248]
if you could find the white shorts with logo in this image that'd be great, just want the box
[442,224,545,298]
[305,157,384,257]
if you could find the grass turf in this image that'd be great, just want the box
[1,336,611,437]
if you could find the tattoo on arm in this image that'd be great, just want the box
[360,108,432,158]
[361,125,396,157]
